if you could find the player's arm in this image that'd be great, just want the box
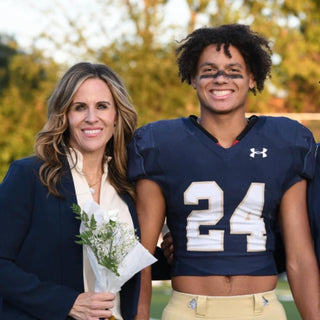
[280,179,320,319]
[134,179,166,320]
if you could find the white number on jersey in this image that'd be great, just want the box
[185,181,266,252]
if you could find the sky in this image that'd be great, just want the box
[0,0,191,63]
[0,0,49,47]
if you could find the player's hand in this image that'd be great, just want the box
[161,231,174,264]
[69,292,115,320]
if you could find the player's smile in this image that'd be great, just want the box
[192,44,255,115]
[210,89,234,99]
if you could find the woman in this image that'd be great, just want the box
[0,62,139,320]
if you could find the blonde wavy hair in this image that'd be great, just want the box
[35,62,137,199]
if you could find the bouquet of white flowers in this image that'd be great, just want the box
[72,200,157,294]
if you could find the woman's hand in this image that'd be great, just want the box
[69,292,115,320]
[161,232,174,264]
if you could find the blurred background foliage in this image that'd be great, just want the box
[0,0,320,180]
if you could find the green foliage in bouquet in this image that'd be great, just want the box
[72,203,138,276]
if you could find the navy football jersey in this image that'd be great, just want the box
[308,143,320,267]
[128,116,316,276]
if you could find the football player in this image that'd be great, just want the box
[128,24,320,320]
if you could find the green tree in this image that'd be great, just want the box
[19,0,320,116]
[2,0,320,181]
[0,50,59,180]
[95,0,200,125]
[0,34,18,96]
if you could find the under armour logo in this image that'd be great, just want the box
[250,148,268,158]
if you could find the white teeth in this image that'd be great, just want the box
[213,90,231,96]
[84,129,101,134]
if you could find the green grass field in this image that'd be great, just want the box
[150,280,301,320]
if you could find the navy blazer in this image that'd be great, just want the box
[0,156,140,320]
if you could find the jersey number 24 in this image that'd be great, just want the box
[185,181,267,252]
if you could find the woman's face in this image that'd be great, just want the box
[67,78,117,158]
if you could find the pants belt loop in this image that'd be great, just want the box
[196,296,207,317]
[253,293,264,314]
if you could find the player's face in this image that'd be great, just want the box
[191,44,255,116]
[67,78,117,159]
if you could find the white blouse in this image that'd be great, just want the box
[67,149,134,320]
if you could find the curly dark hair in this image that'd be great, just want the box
[176,24,272,95]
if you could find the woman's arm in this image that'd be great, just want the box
[0,159,79,319]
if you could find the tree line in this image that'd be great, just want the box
[0,0,320,180]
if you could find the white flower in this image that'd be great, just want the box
[72,199,157,294]
[73,200,140,276]
[105,209,118,223]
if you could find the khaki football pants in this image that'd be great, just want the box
[161,289,287,320]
